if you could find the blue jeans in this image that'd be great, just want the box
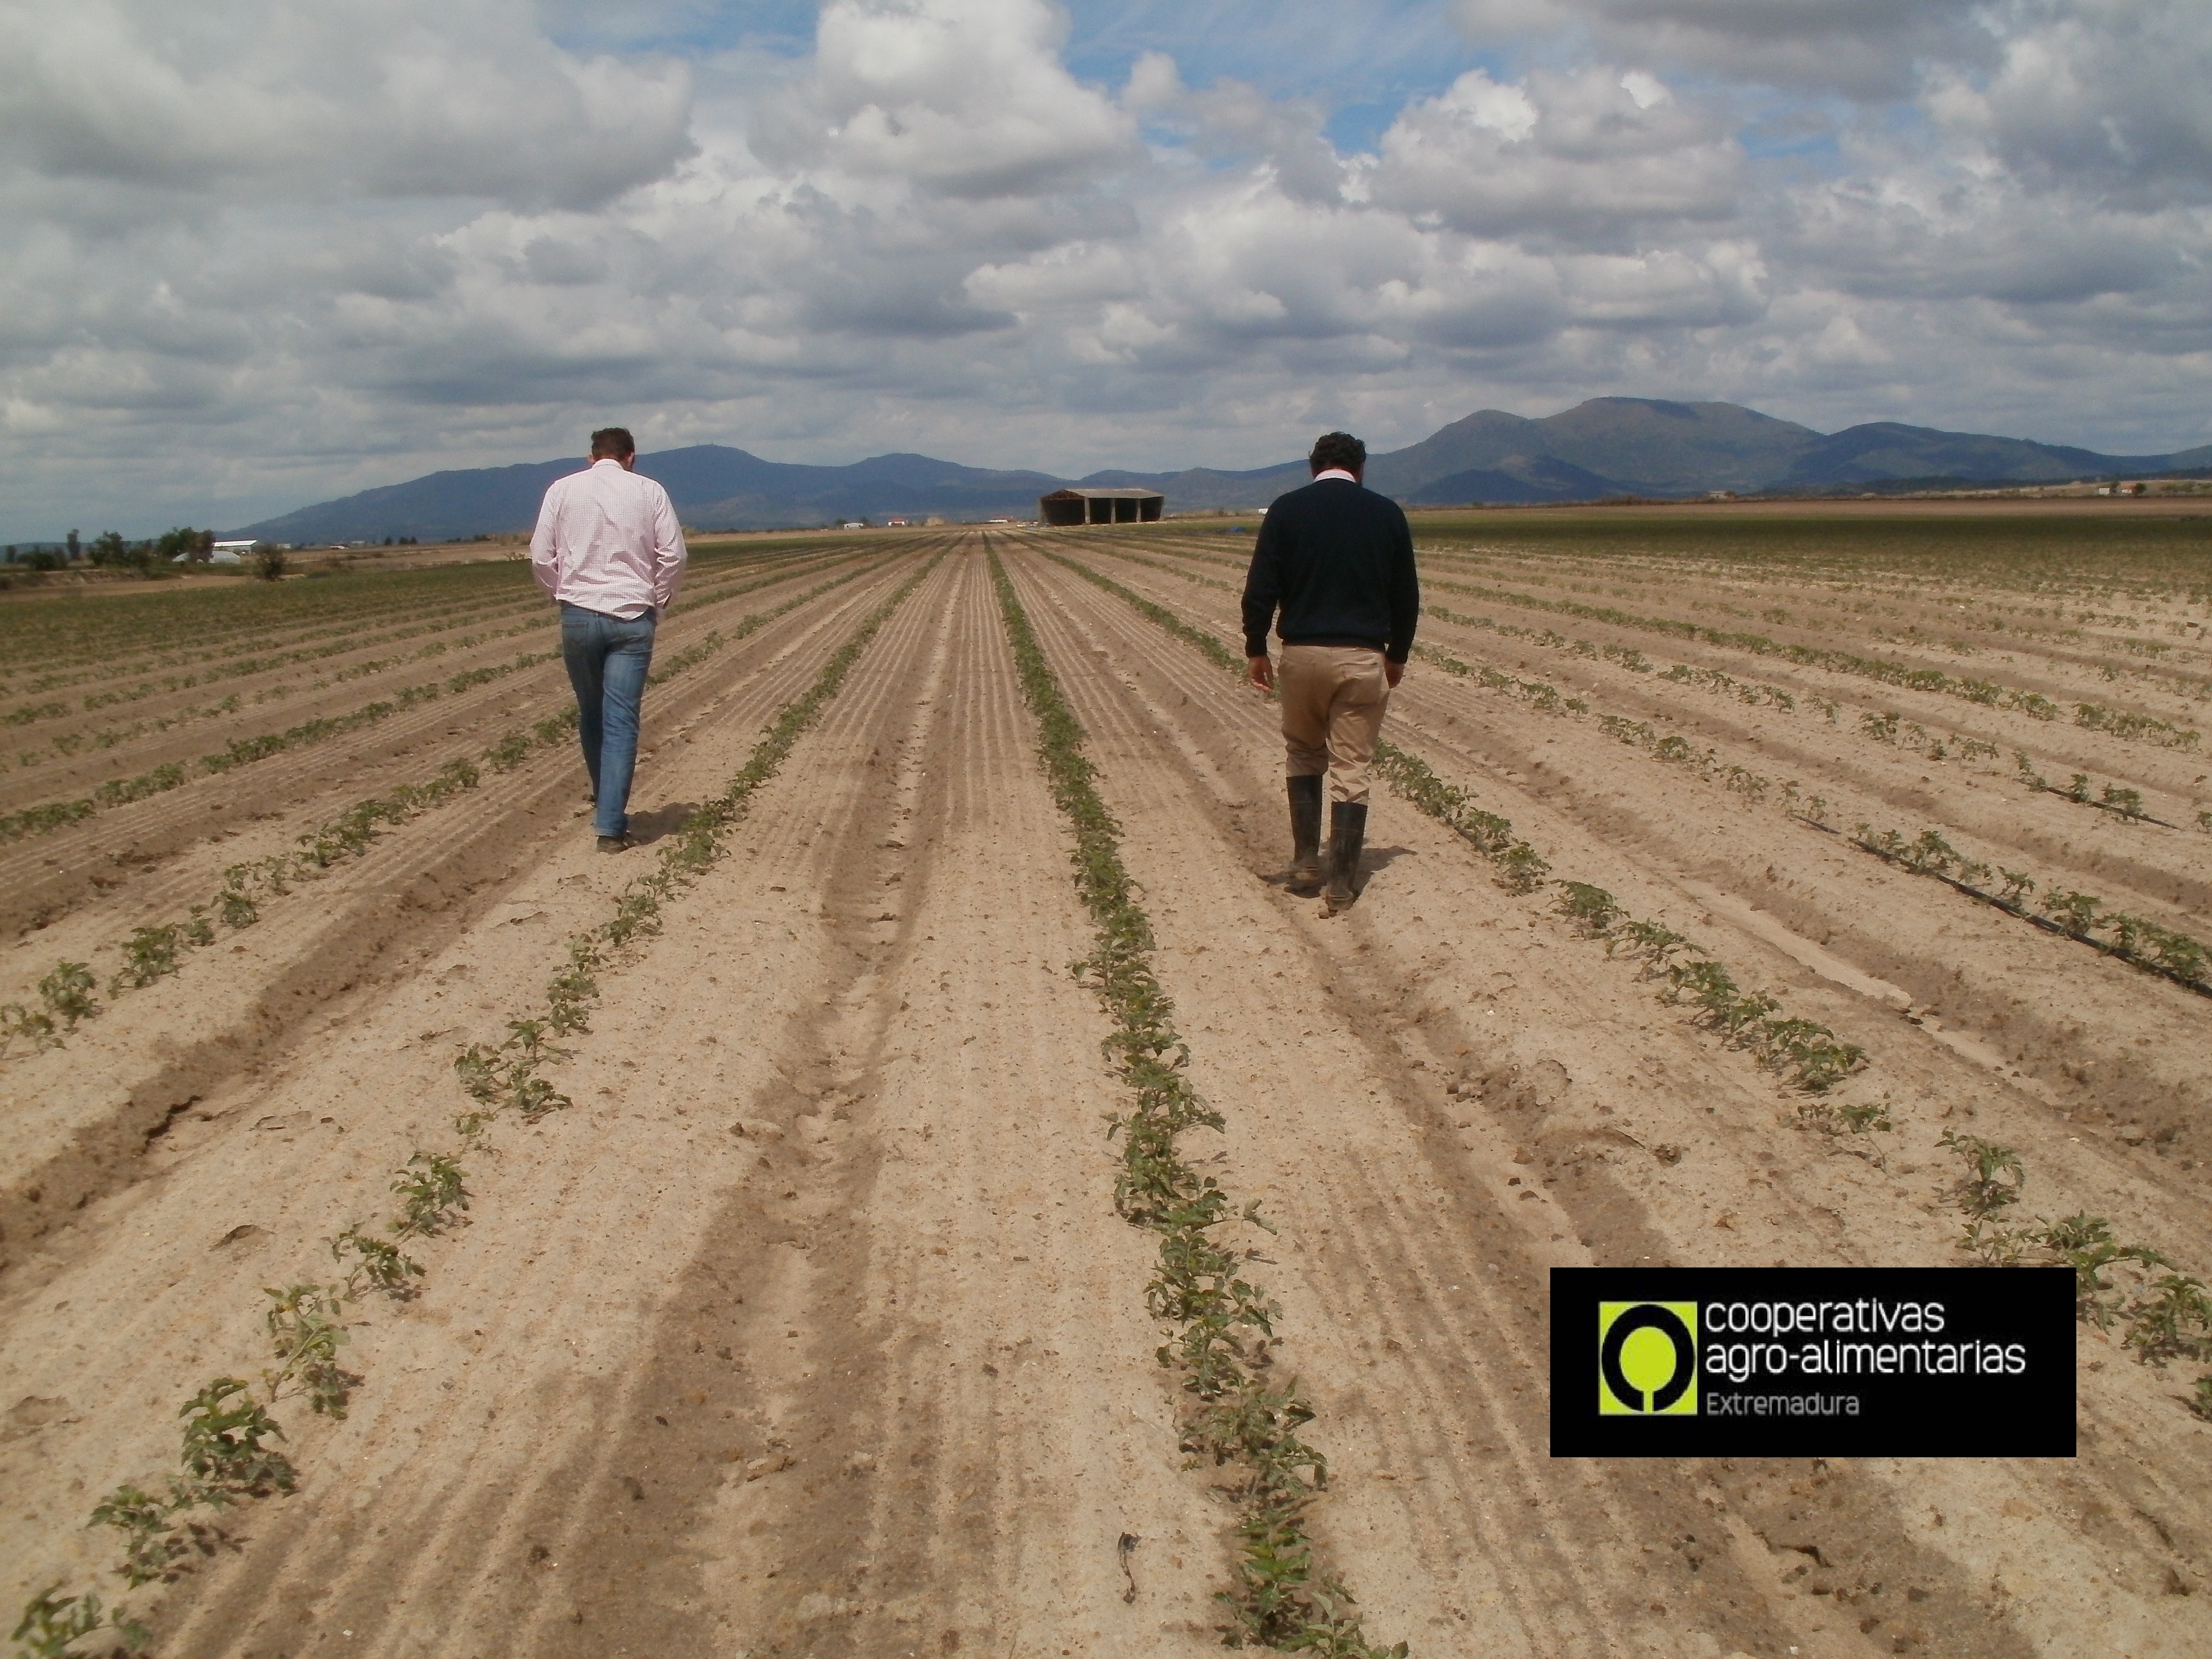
[560,604,656,837]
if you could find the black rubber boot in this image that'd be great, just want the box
[1284,775,1325,893]
[1322,800,1368,910]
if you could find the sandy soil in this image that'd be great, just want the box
[2,532,2207,1659]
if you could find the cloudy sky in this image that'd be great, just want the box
[3,0,2208,538]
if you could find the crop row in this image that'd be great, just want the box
[1462,638,2212,998]
[1092,541,1847,730]
[1933,1134,2210,1419]
[1107,541,1826,709]
[0,646,561,844]
[1821,817,2212,995]
[1109,539,2212,887]
[1416,629,2212,996]
[1269,587,2212,1001]
[1,579,548,707]
[1416,570,2203,749]
[2011,753,2209,832]
[1420,593,2207,832]
[1088,542,1831,730]
[450,552,935,1131]
[1303,563,2203,821]
[0,559,894,1057]
[0,571,518,670]
[2,543,852,725]
[1433,530,2212,614]
[0,539,812,680]
[0,550,872,844]
[991,546,1405,1657]
[1438,551,2193,677]
[0,540,823,708]
[1368,738,1863,1092]
[6,695,250,780]
[1039,546,1871,1101]
[0,537,850,667]
[10,555,933,1657]
[1185,531,2208,737]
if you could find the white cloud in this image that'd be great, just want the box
[1947,0,2212,205]
[1453,0,1987,99]
[2,0,2209,540]
[0,0,695,209]
[1370,66,1742,245]
[749,0,1136,199]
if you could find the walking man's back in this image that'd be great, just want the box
[530,427,687,851]
[1241,431,1419,910]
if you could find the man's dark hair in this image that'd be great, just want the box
[1310,431,1366,475]
[591,427,637,460]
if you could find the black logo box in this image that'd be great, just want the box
[1550,1267,2075,1457]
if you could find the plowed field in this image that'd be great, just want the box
[3,513,2208,1659]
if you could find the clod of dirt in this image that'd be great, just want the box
[4,1396,74,1441]
[1486,1057,1573,1114]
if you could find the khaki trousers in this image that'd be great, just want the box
[1278,644,1390,804]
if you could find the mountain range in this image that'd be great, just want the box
[235,399,2211,542]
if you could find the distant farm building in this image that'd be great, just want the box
[1039,487,1164,526]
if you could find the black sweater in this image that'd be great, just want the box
[1240,478,1420,662]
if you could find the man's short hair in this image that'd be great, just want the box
[1310,431,1366,475]
[591,427,636,460]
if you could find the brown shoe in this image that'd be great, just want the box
[596,833,636,854]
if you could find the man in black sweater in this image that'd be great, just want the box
[1241,431,1420,909]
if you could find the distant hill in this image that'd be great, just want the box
[1053,398,2204,508]
[234,400,2209,540]
[235,448,1072,544]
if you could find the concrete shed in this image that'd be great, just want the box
[1039,487,1164,526]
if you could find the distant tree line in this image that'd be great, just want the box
[4,527,222,573]
[94,527,218,570]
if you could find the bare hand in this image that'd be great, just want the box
[1247,654,1275,692]
[1386,658,1405,689]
